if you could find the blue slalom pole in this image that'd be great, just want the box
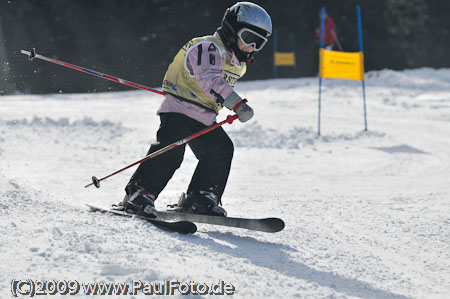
[357,5,368,131]
[317,7,326,136]
[273,28,278,79]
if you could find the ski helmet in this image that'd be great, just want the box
[218,2,272,62]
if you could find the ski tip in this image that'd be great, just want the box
[177,221,197,234]
[267,218,285,232]
[149,219,197,235]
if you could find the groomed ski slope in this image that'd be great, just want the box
[1,68,450,298]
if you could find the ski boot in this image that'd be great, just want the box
[170,190,227,217]
[120,182,158,218]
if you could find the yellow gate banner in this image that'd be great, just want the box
[319,49,364,81]
[274,52,296,66]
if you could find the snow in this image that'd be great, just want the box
[1,67,450,298]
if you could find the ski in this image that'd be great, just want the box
[156,210,285,233]
[86,205,197,234]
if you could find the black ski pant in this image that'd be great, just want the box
[127,113,234,201]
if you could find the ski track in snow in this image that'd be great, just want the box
[1,68,450,298]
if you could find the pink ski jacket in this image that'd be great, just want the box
[158,32,246,125]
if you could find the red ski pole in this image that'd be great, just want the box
[85,114,238,188]
[20,48,166,95]
[20,49,240,188]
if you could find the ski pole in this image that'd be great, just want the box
[20,48,166,95]
[20,49,239,188]
[85,114,239,188]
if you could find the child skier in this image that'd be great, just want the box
[120,2,272,218]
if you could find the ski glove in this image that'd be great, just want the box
[223,92,254,122]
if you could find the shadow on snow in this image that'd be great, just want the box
[189,231,409,299]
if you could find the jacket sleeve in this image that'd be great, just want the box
[185,42,235,105]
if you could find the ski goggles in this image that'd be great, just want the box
[237,28,268,52]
